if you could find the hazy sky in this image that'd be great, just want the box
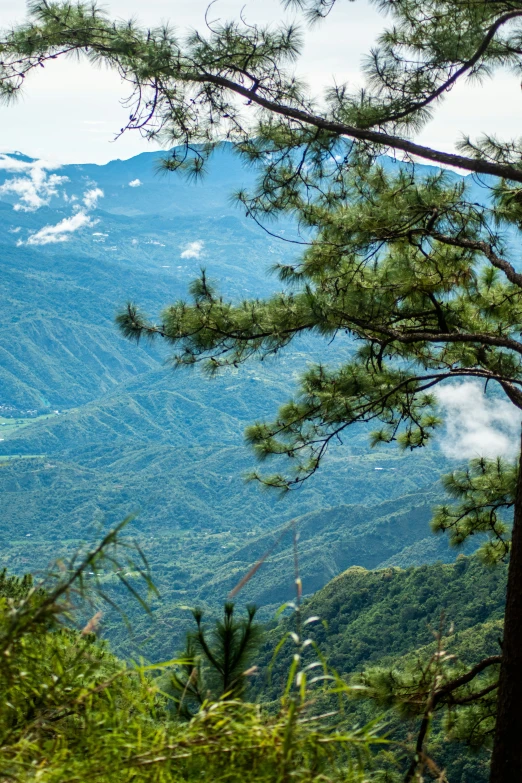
[1,0,521,164]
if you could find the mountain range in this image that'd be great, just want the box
[0,144,480,654]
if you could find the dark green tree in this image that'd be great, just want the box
[0,569,35,601]
[4,1,522,779]
[169,603,262,718]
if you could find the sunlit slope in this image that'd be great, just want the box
[253,557,506,783]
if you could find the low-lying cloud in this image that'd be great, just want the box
[21,211,97,246]
[0,154,58,174]
[128,179,142,187]
[0,154,68,212]
[436,381,521,459]
[181,240,204,259]
[3,153,106,245]
[83,187,104,210]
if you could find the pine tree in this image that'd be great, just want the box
[169,603,262,718]
[0,569,35,601]
[4,1,522,778]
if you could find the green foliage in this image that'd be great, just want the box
[354,622,501,783]
[359,627,499,740]
[0,524,155,781]
[259,556,506,692]
[0,568,35,600]
[0,530,390,783]
[257,556,507,781]
[169,603,262,716]
[433,456,518,563]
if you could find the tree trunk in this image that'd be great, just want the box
[490,433,522,782]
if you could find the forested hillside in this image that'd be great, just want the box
[0,145,478,654]
[260,556,506,684]
[256,556,507,782]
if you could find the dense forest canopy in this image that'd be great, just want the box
[3,0,522,780]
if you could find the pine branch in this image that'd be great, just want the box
[404,654,502,783]
[381,10,522,125]
[430,232,522,289]
[191,70,522,183]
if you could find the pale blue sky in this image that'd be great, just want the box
[1,0,521,164]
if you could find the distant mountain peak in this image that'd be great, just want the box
[1,151,37,163]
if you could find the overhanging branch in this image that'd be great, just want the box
[188,72,522,184]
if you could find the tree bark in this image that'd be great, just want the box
[490,430,522,782]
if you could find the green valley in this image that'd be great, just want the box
[0,145,473,658]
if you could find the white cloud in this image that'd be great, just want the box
[436,381,520,459]
[83,187,104,209]
[0,154,59,174]
[21,211,97,246]
[181,240,204,259]
[131,238,138,245]
[128,179,142,187]
[8,226,21,234]
[7,163,105,245]
[0,156,69,211]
